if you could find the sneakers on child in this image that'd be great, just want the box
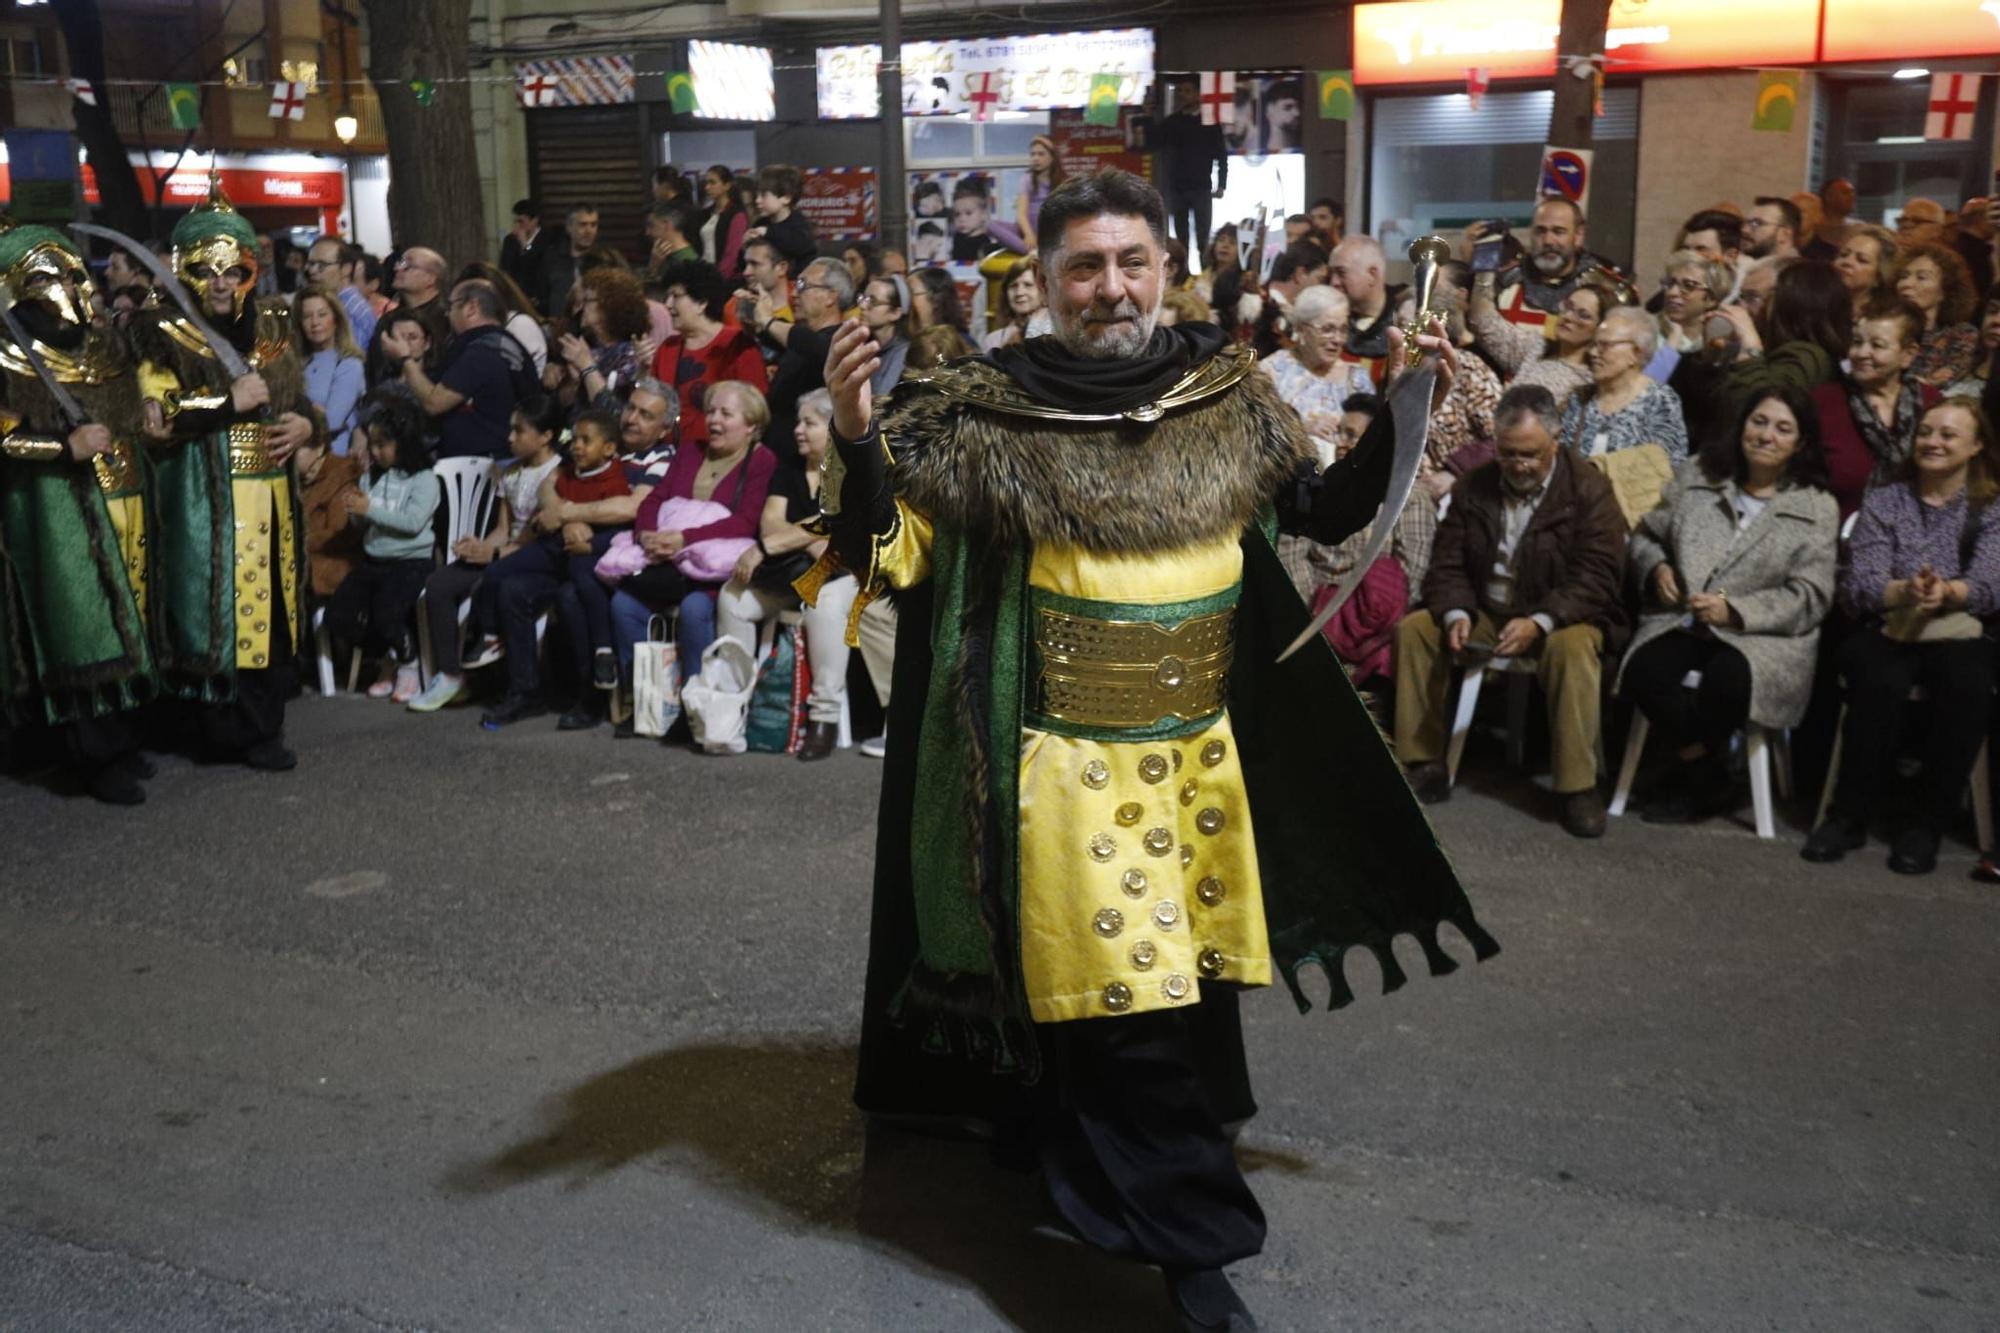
[392,663,422,703]
[366,674,396,699]
[859,733,887,759]
[463,636,504,668]
[593,647,618,690]
[408,672,467,713]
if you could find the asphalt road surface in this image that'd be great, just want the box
[2,696,1995,1331]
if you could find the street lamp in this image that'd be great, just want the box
[334,106,359,144]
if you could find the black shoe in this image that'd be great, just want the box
[1801,814,1866,863]
[592,648,618,690]
[613,715,636,739]
[558,700,602,731]
[1163,1267,1257,1332]
[241,739,297,772]
[795,720,839,761]
[84,764,145,806]
[481,692,548,729]
[1643,753,1732,825]
[1405,760,1451,804]
[115,751,157,781]
[1560,788,1607,838]
[1888,826,1941,876]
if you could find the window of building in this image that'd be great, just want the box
[1821,74,1994,225]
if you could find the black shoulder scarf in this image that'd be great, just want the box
[982,320,1228,414]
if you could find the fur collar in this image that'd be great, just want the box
[883,348,1310,554]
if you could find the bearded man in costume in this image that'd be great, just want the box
[806,170,1497,1330]
[131,181,318,770]
[0,218,157,803]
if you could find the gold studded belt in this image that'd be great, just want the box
[227,421,279,476]
[1027,586,1238,739]
[92,439,142,496]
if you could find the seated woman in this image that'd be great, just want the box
[1617,388,1839,823]
[558,267,653,411]
[1810,295,1938,517]
[649,259,766,448]
[295,286,364,455]
[1833,224,1898,320]
[1893,242,1980,388]
[407,395,564,712]
[607,380,777,709]
[1259,284,1372,468]
[1804,398,2000,874]
[1679,260,1851,450]
[1469,275,1616,412]
[1559,306,1691,464]
[983,257,1044,351]
[1649,249,1733,377]
[715,389,856,760]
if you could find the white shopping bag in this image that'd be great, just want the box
[632,615,681,739]
[679,635,757,755]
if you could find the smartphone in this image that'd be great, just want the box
[1471,237,1504,274]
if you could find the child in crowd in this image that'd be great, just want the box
[407,395,565,713]
[323,398,441,702]
[473,409,633,728]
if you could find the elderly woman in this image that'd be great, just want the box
[1809,295,1938,516]
[1618,387,1839,822]
[649,259,766,448]
[715,389,855,760]
[1258,283,1373,467]
[1833,223,1898,318]
[559,267,654,409]
[1804,399,2000,874]
[1470,275,1616,411]
[1651,249,1734,373]
[1893,242,1980,387]
[1559,306,1690,463]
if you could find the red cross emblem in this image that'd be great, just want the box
[966,72,1001,122]
[1198,71,1236,127]
[519,74,557,108]
[1926,73,1981,142]
[267,81,307,121]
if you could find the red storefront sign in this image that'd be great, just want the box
[1049,107,1152,180]
[795,166,878,243]
[0,163,345,209]
[1821,0,2000,63]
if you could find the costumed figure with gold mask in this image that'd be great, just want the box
[130,179,320,771]
[805,170,1497,1332]
[0,217,158,804]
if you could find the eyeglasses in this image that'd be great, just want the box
[1663,277,1708,294]
[856,294,897,309]
[1295,321,1344,338]
[1593,339,1639,353]
[304,258,338,272]
[796,281,837,295]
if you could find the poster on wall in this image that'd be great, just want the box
[1048,107,1153,182]
[796,167,878,243]
[1223,73,1305,156]
[908,170,1031,266]
[817,29,1156,119]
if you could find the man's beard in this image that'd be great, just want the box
[1502,466,1547,496]
[1531,248,1573,278]
[1048,294,1160,360]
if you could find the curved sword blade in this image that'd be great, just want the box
[1275,361,1435,663]
[0,281,90,429]
[69,222,253,382]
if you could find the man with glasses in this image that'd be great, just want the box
[758,256,850,470]
[305,235,375,347]
[381,279,532,461]
[1741,197,1800,263]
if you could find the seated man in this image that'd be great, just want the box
[1393,384,1628,838]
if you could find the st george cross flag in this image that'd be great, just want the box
[1466,68,1490,111]
[1926,73,1981,142]
[268,81,309,121]
[519,72,560,108]
[1198,71,1236,127]
[62,79,97,107]
[966,71,1001,123]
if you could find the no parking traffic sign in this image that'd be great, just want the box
[1538,146,1593,212]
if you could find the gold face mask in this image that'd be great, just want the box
[8,241,97,329]
[176,235,258,318]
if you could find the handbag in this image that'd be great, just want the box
[746,622,812,754]
[749,548,816,599]
[631,615,681,738]
[679,636,758,754]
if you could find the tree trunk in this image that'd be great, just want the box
[53,0,147,236]
[358,0,485,268]
[1548,0,1611,151]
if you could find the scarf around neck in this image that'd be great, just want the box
[1848,374,1922,472]
[983,321,1227,414]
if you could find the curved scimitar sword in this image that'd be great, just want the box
[0,281,90,429]
[1275,358,1436,662]
[69,222,254,382]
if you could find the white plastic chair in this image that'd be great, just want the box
[1608,670,1794,839]
[1443,654,1539,785]
[415,458,499,685]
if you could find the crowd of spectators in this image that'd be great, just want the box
[98,160,2000,872]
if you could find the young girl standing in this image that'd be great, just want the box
[324,398,441,701]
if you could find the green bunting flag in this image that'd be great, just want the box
[1086,73,1121,127]
[1317,70,1355,121]
[165,83,200,129]
[410,79,438,106]
[667,72,697,115]
[1751,70,1800,133]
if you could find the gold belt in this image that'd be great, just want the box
[228,421,277,475]
[92,440,142,495]
[1032,603,1235,733]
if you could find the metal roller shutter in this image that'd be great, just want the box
[526,105,649,266]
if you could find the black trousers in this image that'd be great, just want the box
[1832,631,1994,832]
[423,561,485,674]
[1162,188,1215,257]
[68,709,141,776]
[1621,632,1754,755]
[324,556,430,660]
[1034,987,1265,1270]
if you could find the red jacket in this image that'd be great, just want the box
[651,326,769,449]
[1809,379,1939,519]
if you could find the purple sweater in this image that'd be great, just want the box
[1840,480,2000,619]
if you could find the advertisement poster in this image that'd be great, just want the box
[908,170,1029,266]
[1048,107,1153,181]
[1222,73,1305,156]
[818,28,1155,120]
[796,166,878,243]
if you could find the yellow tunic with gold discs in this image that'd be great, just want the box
[138,300,310,671]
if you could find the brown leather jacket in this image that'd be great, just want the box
[1421,448,1630,653]
[300,451,366,599]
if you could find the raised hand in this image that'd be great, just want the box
[825,318,881,442]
